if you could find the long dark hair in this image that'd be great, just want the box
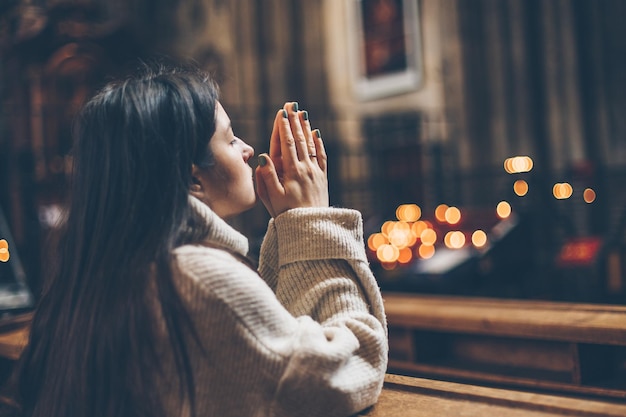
[6,62,219,417]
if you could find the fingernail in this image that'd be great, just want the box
[292,102,299,112]
[302,110,309,121]
[258,155,267,167]
[314,129,321,138]
[282,109,288,118]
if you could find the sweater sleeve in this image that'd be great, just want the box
[269,207,388,416]
[258,218,279,291]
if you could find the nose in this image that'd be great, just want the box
[243,142,254,163]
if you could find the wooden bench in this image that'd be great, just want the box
[359,374,626,416]
[0,310,625,415]
[383,292,626,400]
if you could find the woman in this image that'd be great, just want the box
[5,63,387,417]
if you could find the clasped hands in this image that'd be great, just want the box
[255,102,329,218]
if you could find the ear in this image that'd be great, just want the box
[190,165,207,201]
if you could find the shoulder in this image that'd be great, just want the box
[171,243,274,307]
[172,244,252,287]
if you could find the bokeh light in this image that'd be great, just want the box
[472,230,488,248]
[513,180,529,196]
[411,220,428,238]
[496,201,512,219]
[418,244,435,259]
[444,206,461,225]
[377,244,399,263]
[0,239,9,263]
[396,204,421,222]
[420,228,437,246]
[435,204,448,223]
[397,247,413,264]
[553,182,573,199]
[504,156,533,174]
[583,188,596,203]
[367,233,388,251]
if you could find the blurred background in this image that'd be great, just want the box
[1,0,625,304]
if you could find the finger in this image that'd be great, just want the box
[255,168,274,217]
[269,109,284,160]
[299,110,316,158]
[278,106,299,169]
[255,154,284,215]
[284,102,307,160]
[312,129,327,172]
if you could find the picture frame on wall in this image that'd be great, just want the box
[347,0,423,101]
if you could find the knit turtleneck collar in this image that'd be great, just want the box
[186,195,249,257]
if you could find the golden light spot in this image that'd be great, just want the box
[449,231,466,249]
[398,247,413,264]
[435,204,448,223]
[367,233,388,251]
[411,221,428,237]
[553,182,573,199]
[0,239,9,262]
[513,180,529,196]
[496,201,512,219]
[377,244,399,263]
[444,231,453,248]
[472,230,488,248]
[418,244,435,259]
[504,156,534,174]
[583,188,596,203]
[388,228,411,249]
[444,206,461,225]
[420,228,437,246]
[381,221,396,237]
[396,204,421,222]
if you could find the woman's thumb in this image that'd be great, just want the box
[255,154,283,201]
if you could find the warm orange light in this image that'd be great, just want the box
[381,221,396,237]
[513,180,529,196]
[377,244,399,263]
[472,230,488,248]
[496,201,512,219]
[0,239,8,263]
[553,182,573,199]
[450,231,466,248]
[444,206,461,225]
[435,204,448,223]
[411,221,428,238]
[420,228,437,246]
[418,244,435,259]
[398,247,413,264]
[397,204,421,222]
[367,233,388,251]
[583,188,596,203]
[388,227,411,249]
[504,156,533,174]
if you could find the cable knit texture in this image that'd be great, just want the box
[159,196,388,417]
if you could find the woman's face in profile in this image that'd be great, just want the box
[194,102,257,219]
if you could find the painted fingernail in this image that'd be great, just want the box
[292,102,299,112]
[282,109,288,118]
[314,129,321,138]
[258,155,267,167]
[302,110,309,121]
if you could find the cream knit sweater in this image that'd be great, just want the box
[160,197,388,417]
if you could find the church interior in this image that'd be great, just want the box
[1,0,626,414]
